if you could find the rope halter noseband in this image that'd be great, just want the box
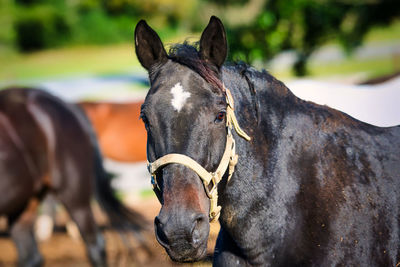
[147,86,251,222]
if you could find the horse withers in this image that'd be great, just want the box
[0,87,147,267]
[134,16,400,266]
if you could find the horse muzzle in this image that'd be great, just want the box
[154,209,209,262]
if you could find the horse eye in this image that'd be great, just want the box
[140,114,150,130]
[215,110,226,123]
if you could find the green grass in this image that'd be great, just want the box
[0,31,198,81]
[364,20,400,43]
[114,189,156,202]
[272,54,397,81]
[139,189,156,199]
[0,44,142,81]
[309,56,397,79]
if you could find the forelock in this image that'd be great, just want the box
[167,42,224,94]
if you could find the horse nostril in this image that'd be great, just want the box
[154,216,169,247]
[191,214,208,247]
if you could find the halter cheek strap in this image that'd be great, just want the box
[147,87,251,222]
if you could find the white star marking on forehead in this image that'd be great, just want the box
[170,82,191,112]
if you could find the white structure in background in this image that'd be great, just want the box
[32,73,400,127]
[287,76,400,127]
[105,160,150,193]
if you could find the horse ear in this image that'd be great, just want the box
[199,16,227,69]
[135,20,168,70]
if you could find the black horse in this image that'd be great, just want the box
[0,87,146,267]
[135,16,400,266]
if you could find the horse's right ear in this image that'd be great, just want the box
[135,20,168,70]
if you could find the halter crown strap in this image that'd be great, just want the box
[147,87,250,222]
[225,87,251,141]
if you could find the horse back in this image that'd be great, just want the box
[0,110,39,214]
[24,89,95,191]
[285,104,400,266]
[0,88,94,192]
[0,89,49,182]
[317,108,400,186]
[0,89,50,214]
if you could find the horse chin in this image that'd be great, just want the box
[165,242,208,263]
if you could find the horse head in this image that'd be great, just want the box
[135,16,240,262]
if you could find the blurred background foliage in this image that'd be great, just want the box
[218,0,400,75]
[0,0,399,76]
[0,0,198,51]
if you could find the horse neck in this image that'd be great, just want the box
[222,66,298,148]
[219,66,300,225]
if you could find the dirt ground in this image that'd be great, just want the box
[0,197,220,267]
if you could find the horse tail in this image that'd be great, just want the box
[73,103,148,233]
[93,144,148,233]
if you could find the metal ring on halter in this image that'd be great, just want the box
[203,175,218,198]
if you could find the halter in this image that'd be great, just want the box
[147,86,251,222]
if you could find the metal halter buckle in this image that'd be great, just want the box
[151,174,156,186]
[203,174,218,198]
[151,174,163,203]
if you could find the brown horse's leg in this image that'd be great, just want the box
[9,198,43,267]
[35,194,57,241]
[58,195,107,267]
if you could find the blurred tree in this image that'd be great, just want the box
[6,0,198,52]
[0,0,15,49]
[102,0,197,29]
[204,0,400,76]
[14,4,70,51]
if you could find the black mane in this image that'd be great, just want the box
[168,42,224,93]
[168,42,295,101]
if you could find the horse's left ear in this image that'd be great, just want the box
[199,16,227,69]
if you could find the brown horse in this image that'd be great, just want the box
[0,87,146,267]
[79,101,147,162]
